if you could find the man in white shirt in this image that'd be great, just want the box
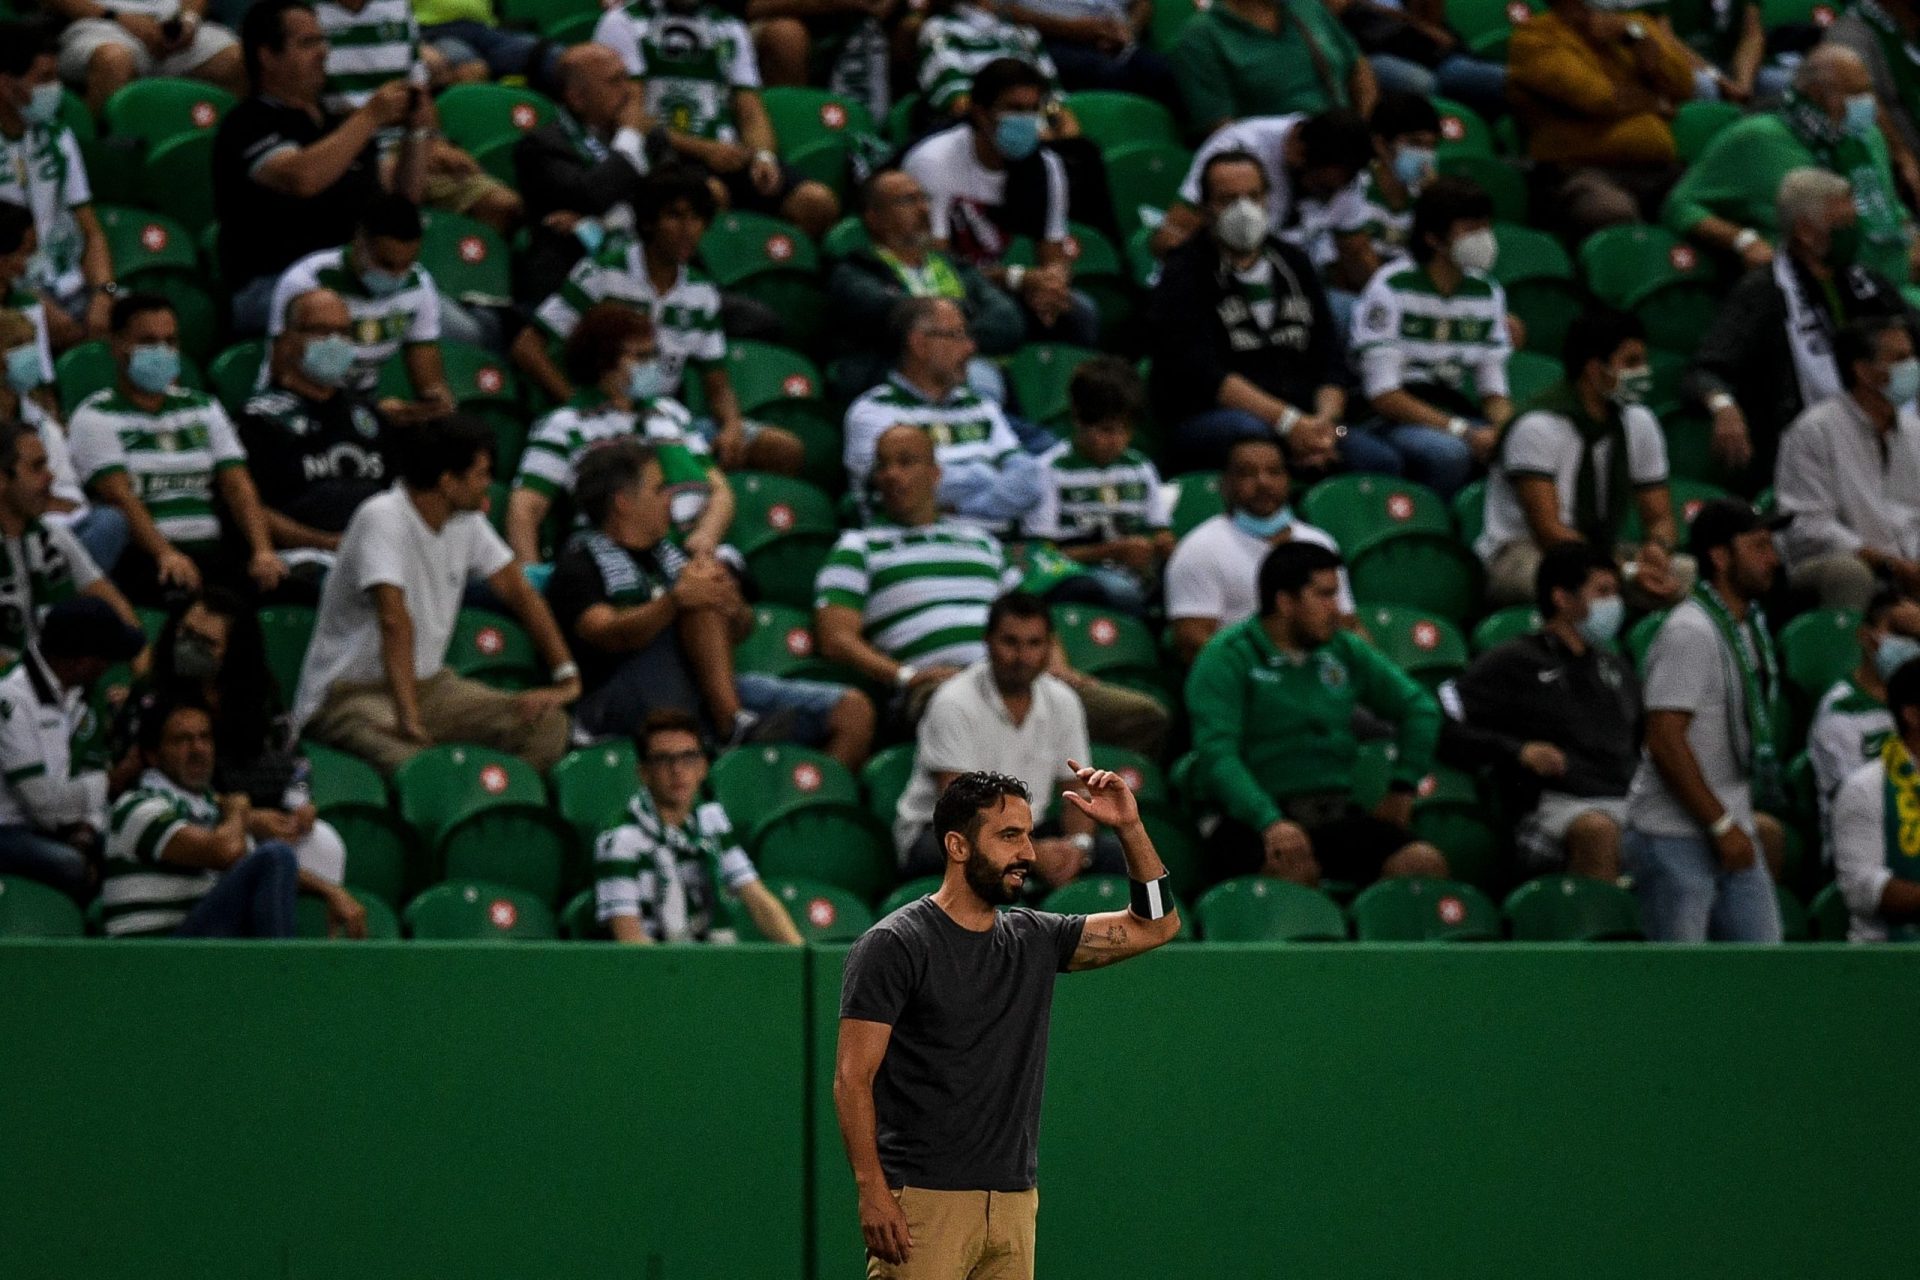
[1774,316,1920,613]
[1165,436,1352,665]
[901,56,1096,345]
[1830,656,1920,940]
[1807,590,1920,861]
[294,414,581,773]
[893,591,1115,888]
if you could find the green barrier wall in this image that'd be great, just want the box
[0,943,808,1280]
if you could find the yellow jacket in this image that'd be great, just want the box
[1507,10,1695,167]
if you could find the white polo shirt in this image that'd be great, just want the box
[0,648,106,830]
[1832,758,1902,942]
[1164,513,1354,628]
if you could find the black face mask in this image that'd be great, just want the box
[172,633,219,682]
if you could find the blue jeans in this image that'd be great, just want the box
[1623,828,1783,943]
[1352,421,1477,498]
[1043,37,1184,116]
[230,274,278,338]
[0,824,91,899]
[174,842,300,938]
[1369,52,1510,119]
[424,20,560,88]
[735,672,848,746]
[1173,407,1414,476]
[65,506,128,573]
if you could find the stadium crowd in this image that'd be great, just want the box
[4,0,1920,946]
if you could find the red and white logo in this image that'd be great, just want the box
[1411,621,1440,651]
[475,626,504,656]
[1088,617,1119,647]
[781,374,813,398]
[793,763,823,792]
[476,366,505,394]
[510,103,537,130]
[1684,498,1705,521]
[807,897,837,928]
[1669,245,1697,272]
[767,502,795,531]
[766,234,795,262]
[1505,0,1530,20]
[1119,767,1144,792]
[1417,773,1438,798]
[191,101,218,128]
[1437,895,1467,926]
[821,102,848,129]
[458,235,487,263]
[479,764,510,795]
[1386,493,1415,522]
[140,223,169,253]
[1061,235,1082,261]
[1814,3,1835,23]
[489,898,519,928]
[1440,115,1465,141]
[784,627,813,656]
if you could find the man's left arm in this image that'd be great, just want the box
[488,557,584,715]
[75,205,114,337]
[1063,760,1180,971]
[213,463,290,593]
[1354,639,1441,822]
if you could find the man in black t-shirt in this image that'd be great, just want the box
[214,0,424,335]
[235,288,391,567]
[836,769,1180,1279]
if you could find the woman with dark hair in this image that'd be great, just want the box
[113,588,347,883]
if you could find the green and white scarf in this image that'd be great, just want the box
[1695,582,1786,812]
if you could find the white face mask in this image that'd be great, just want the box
[1214,197,1270,254]
[1449,228,1498,274]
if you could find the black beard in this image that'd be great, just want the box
[964,843,1026,906]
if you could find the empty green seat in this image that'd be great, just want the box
[103,77,234,149]
[711,745,891,898]
[1471,604,1541,653]
[447,608,542,688]
[1451,478,1485,550]
[1169,470,1223,539]
[760,87,874,192]
[560,887,605,940]
[1351,876,1500,941]
[1051,604,1161,679]
[878,875,942,917]
[436,83,557,152]
[1778,608,1861,701]
[141,130,215,231]
[1411,766,1501,889]
[393,746,572,904]
[1007,342,1101,427]
[1196,876,1347,941]
[1042,874,1190,937]
[734,604,845,682]
[760,875,874,941]
[698,211,824,345]
[258,604,317,701]
[1578,224,1720,353]
[551,740,639,847]
[1302,474,1479,620]
[1064,90,1179,153]
[0,875,83,938]
[404,879,558,940]
[1492,223,1583,356]
[95,205,198,282]
[1503,875,1643,941]
[1432,96,1494,155]
[1436,151,1526,223]
[754,809,895,904]
[1104,141,1190,240]
[295,887,401,939]
[1360,605,1468,690]
[208,340,267,414]
[1810,881,1850,940]
[727,471,839,609]
[860,743,917,829]
[1672,99,1743,164]
[420,210,513,307]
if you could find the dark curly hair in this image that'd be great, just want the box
[933,771,1032,846]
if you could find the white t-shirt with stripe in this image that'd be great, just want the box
[314,0,421,115]
[0,651,105,831]
[69,387,248,550]
[1350,260,1511,404]
[532,235,727,390]
[0,124,92,302]
[101,768,222,938]
[815,519,1019,668]
[267,246,443,395]
[842,374,1021,493]
[1476,403,1670,563]
[1022,441,1171,542]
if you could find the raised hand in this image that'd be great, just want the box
[1061,757,1140,830]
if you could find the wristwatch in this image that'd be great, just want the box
[1624,18,1648,40]
[894,664,919,689]
[1445,416,1472,438]
[94,281,122,298]
[1731,228,1760,254]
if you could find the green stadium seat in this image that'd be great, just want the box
[761,87,874,193]
[54,86,94,141]
[860,742,917,829]
[1471,604,1540,653]
[141,130,215,231]
[1436,151,1527,224]
[1412,766,1501,888]
[755,810,895,904]
[760,875,874,941]
[103,77,235,149]
[1452,479,1486,550]
[436,83,557,153]
[1351,876,1501,941]
[1065,91,1179,154]
[96,205,198,283]
[822,215,872,260]
[447,608,542,689]
[1043,874,1191,937]
[878,875,942,916]
[1492,223,1582,357]
[1503,875,1643,941]
[1503,348,1563,406]
[1578,225,1720,354]
[421,211,513,307]
[1432,96,1494,155]
[1448,0,1540,57]
[699,212,824,346]
[885,91,923,148]
[1090,744,1170,812]
[1361,605,1468,689]
[471,133,518,187]
[560,887,605,939]
[734,603,848,683]
[1672,99,1743,165]
[1051,603,1161,679]
[727,471,839,608]
[1810,881,1849,941]
[550,740,640,847]
[404,879,558,940]
[81,134,143,209]
[295,887,401,939]
[1149,0,1203,48]
[258,604,316,701]
[1759,0,1837,30]
[1140,809,1204,900]
[0,874,83,938]
[1005,341,1100,428]
[1168,470,1223,539]
[685,340,841,487]
[1776,883,1811,941]
[497,0,600,35]
[302,740,413,908]
[1105,141,1190,240]
[1349,738,1395,812]
[304,740,387,811]
[208,340,267,413]
[1196,876,1347,941]
[711,745,891,899]
[1302,472,1451,542]
[394,746,573,904]
[1778,608,1861,702]
[1302,475,1480,620]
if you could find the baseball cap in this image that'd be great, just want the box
[37,597,147,663]
[1688,497,1790,561]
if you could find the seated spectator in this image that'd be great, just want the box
[816,424,1169,752]
[828,168,1024,403]
[417,0,561,89]
[1624,499,1787,942]
[596,708,804,943]
[1165,435,1353,665]
[0,205,52,386]
[893,592,1123,885]
[546,439,874,765]
[1680,0,1791,107]
[236,288,392,573]
[1776,317,1920,612]
[1152,108,1379,296]
[103,691,366,938]
[1439,544,1639,880]
[1808,590,1920,860]
[1507,0,1695,237]
[1146,149,1347,475]
[1338,0,1506,119]
[48,0,245,115]
[1349,176,1511,499]
[744,0,893,100]
[900,58,1099,347]
[216,0,425,335]
[1687,168,1915,487]
[1185,540,1447,886]
[844,297,1040,531]
[996,0,1181,112]
[514,43,658,304]
[519,166,806,475]
[1830,654,1920,939]
[0,421,140,664]
[312,0,523,233]
[1478,309,1692,609]
[0,597,142,900]
[1020,357,1171,618]
[592,0,841,238]
[1664,48,1915,285]
[0,25,118,350]
[1826,0,1920,209]
[509,303,733,566]
[1350,91,1442,263]
[269,197,464,426]
[69,295,287,605]
[918,0,1068,125]
[1170,0,1376,137]
[117,589,350,883]
[292,414,578,773]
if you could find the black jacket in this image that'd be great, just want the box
[511,117,665,303]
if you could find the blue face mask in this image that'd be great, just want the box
[5,342,42,393]
[993,112,1043,162]
[20,82,62,126]
[1393,145,1435,191]
[1876,633,1920,682]
[1846,92,1879,138]
[359,264,410,298]
[1577,595,1625,647]
[575,219,606,256]
[1231,505,1294,539]
[300,334,357,388]
[627,358,672,402]
[126,343,180,394]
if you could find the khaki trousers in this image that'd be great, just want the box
[305,669,570,775]
[868,1187,1038,1280]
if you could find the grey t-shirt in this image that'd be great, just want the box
[1626,599,1755,837]
[840,896,1086,1192]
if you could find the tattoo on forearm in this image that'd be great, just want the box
[1076,920,1130,968]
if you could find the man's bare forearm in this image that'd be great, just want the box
[833,1077,890,1193]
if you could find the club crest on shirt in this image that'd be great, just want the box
[1316,653,1347,689]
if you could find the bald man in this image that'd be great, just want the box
[235,288,393,563]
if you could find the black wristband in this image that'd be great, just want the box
[1129,874,1173,921]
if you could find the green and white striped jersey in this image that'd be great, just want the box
[593,3,759,142]
[314,0,420,115]
[1022,441,1170,542]
[69,387,248,550]
[1809,676,1895,855]
[532,235,726,390]
[842,374,1020,494]
[267,246,443,395]
[1350,261,1511,402]
[0,650,105,831]
[917,4,1061,111]
[516,391,714,537]
[101,769,223,938]
[815,519,1017,667]
[594,790,757,939]
[1353,167,1414,259]
[0,517,100,661]
[0,123,91,302]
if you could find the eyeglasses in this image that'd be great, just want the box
[921,327,971,341]
[644,750,706,769]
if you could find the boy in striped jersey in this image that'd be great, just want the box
[68,294,287,604]
[916,0,1064,121]
[102,691,365,938]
